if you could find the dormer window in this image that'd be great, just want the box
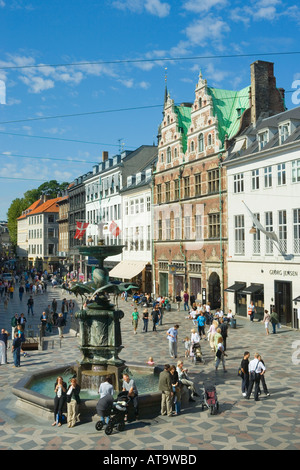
[258,130,268,150]
[279,123,290,145]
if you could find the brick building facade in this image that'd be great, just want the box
[153,61,285,309]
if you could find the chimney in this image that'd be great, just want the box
[102,151,109,162]
[250,60,285,125]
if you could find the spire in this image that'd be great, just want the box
[164,67,168,104]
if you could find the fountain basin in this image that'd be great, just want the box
[12,363,162,421]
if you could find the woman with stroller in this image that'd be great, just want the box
[97,376,115,426]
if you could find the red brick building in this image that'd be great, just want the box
[152,62,285,308]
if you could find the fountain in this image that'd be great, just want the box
[12,239,162,421]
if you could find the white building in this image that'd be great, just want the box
[109,162,156,292]
[224,107,300,328]
[84,146,157,280]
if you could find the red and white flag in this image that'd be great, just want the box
[109,220,121,237]
[74,222,89,239]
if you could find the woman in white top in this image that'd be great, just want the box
[263,310,271,336]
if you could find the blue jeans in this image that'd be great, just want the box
[184,302,189,311]
[13,347,21,367]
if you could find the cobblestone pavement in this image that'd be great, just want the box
[0,284,300,451]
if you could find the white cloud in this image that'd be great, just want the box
[183,0,227,13]
[0,1,5,7]
[184,16,230,46]
[145,0,170,17]
[112,0,170,17]
[19,75,55,93]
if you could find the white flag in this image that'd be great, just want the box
[242,201,279,243]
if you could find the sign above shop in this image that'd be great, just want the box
[269,270,298,277]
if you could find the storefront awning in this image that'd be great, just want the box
[293,295,300,302]
[109,260,148,280]
[241,284,264,295]
[224,282,246,293]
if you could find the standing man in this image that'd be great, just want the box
[19,284,24,302]
[11,314,19,341]
[158,364,173,417]
[183,291,189,312]
[151,305,161,332]
[12,332,22,367]
[27,296,34,316]
[167,324,179,359]
[245,353,266,401]
[0,328,10,364]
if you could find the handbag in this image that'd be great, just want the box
[238,367,244,378]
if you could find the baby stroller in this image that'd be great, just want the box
[201,383,219,415]
[190,342,205,364]
[95,392,130,435]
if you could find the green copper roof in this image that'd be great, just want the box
[207,85,250,145]
[174,105,191,153]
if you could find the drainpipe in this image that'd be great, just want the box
[178,165,187,290]
[218,151,224,309]
[151,167,156,297]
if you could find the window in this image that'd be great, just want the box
[125,201,129,216]
[184,216,190,239]
[161,153,164,163]
[233,173,244,193]
[147,225,151,250]
[165,182,171,203]
[140,227,144,251]
[277,163,286,186]
[140,198,144,213]
[198,97,202,108]
[135,199,139,214]
[48,215,54,223]
[174,148,178,159]
[195,174,201,196]
[130,200,134,215]
[253,213,261,255]
[234,215,245,255]
[190,141,195,152]
[293,209,300,254]
[195,214,202,240]
[147,196,151,212]
[292,159,300,183]
[208,134,212,146]
[279,123,290,144]
[278,210,287,253]
[48,244,55,255]
[198,133,204,152]
[258,131,268,150]
[265,211,274,254]
[166,219,171,240]
[184,177,190,198]
[208,169,219,194]
[166,147,171,163]
[174,179,179,200]
[158,220,162,241]
[157,184,162,204]
[208,213,220,239]
[175,217,180,239]
[252,169,260,190]
[264,166,272,188]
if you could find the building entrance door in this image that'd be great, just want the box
[275,281,292,326]
[208,272,221,309]
[159,272,169,297]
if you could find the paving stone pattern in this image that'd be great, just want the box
[0,285,300,450]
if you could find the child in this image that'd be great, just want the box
[147,357,155,366]
[183,336,191,358]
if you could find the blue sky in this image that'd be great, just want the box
[1,0,300,220]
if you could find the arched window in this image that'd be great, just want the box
[190,141,195,152]
[167,147,171,163]
[208,134,212,146]
[174,147,178,159]
[198,97,202,108]
[161,152,164,163]
[167,115,170,125]
[198,133,204,152]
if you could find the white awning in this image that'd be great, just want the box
[109,260,148,279]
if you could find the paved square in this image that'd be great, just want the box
[0,284,300,450]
